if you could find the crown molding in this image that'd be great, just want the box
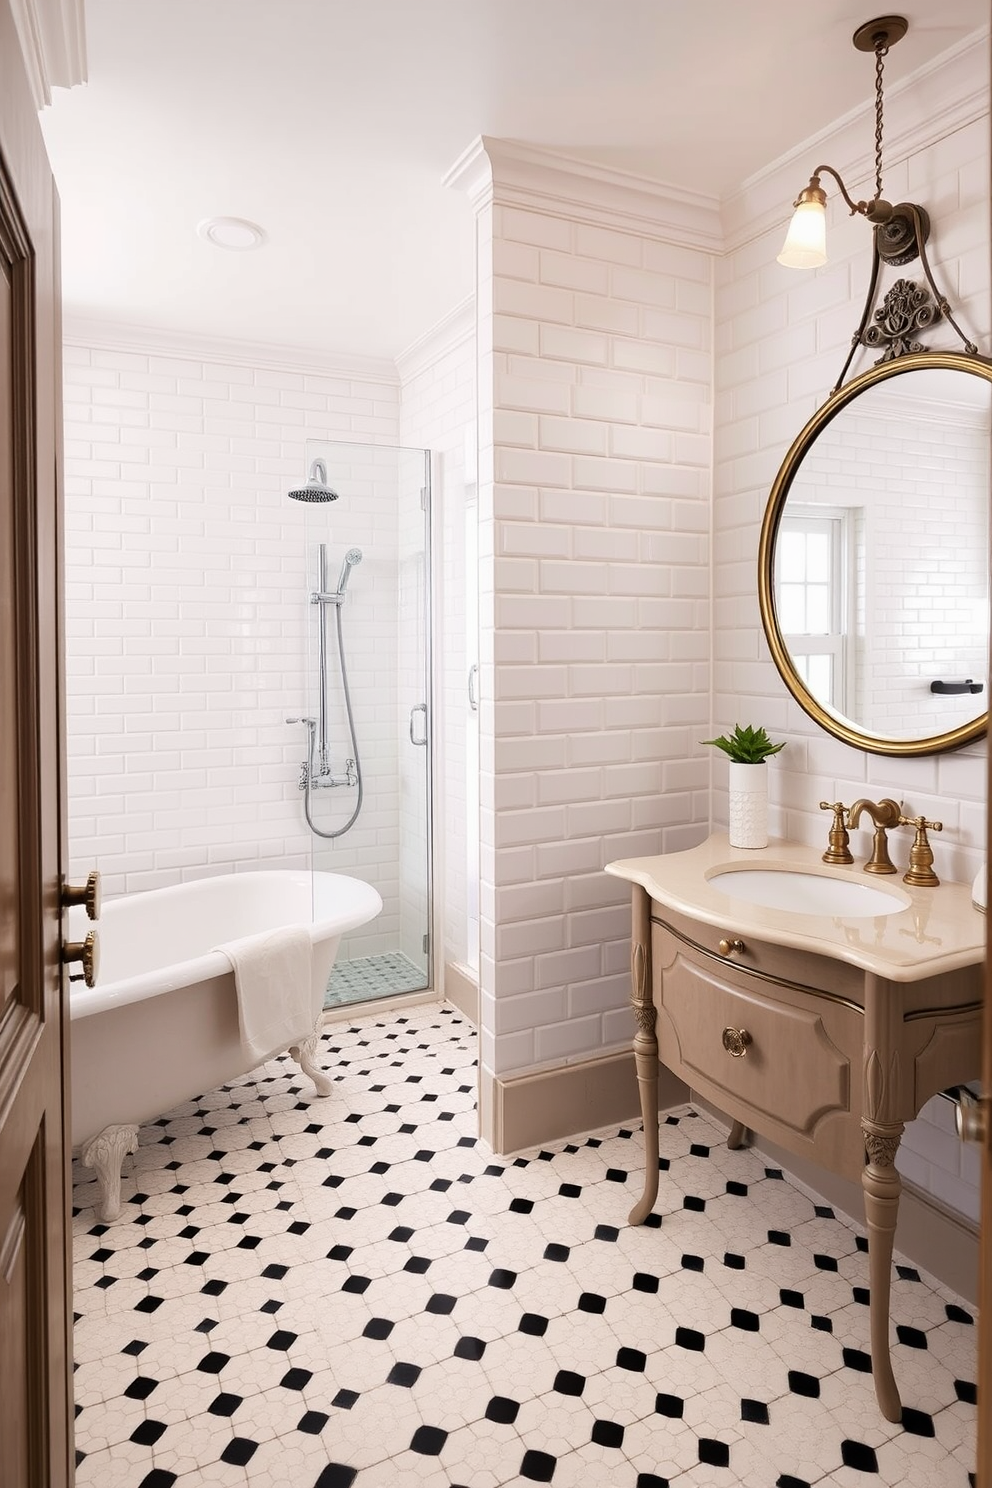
[862,385,990,429]
[395,295,475,385]
[9,0,86,109]
[62,314,400,385]
[721,29,990,256]
[445,135,723,254]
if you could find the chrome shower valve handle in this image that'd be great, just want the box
[287,716,317,790]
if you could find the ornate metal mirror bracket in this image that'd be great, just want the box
[830,203,978,395]
[863,278,942,361]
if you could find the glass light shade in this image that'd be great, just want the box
[777,199,827,268]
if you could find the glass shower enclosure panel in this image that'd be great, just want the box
[298,439,431,1008]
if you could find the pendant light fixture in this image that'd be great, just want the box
[777,13,978,393]
[778,15,928,270]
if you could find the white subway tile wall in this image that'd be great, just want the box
[475,181,714,1084]
[713,44,989,1222]
[63,345,403,929]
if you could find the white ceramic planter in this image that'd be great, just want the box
[728,761,768,849]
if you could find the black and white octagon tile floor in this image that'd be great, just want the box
[71,1004,978,1488]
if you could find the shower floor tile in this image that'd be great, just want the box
[71,1004,978,1488]
[325,951,426,1008]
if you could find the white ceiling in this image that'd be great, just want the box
[39,0,988,363]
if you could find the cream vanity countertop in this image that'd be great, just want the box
[605,834,985,981]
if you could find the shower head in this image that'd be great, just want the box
[288,458,339,503]
[336,547,363,595]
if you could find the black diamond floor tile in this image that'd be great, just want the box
[69,1002,977,1488]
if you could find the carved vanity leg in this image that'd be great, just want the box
[861,1118,905,1422]
[80,1123,140,1223]
[628,884,660,1226]
[861,980,906,1423]
[727,1120,749,1150]
[290,1018,334,1097]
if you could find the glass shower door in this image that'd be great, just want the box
[294,439,432,1007]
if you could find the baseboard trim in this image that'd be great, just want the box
[443,961,479,1027]
[488,1048,688,1156]
[692,1095,979,1306]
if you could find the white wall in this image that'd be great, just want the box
[713,37,989,1221]
[450,142,719,1099]
[62,336,404,944]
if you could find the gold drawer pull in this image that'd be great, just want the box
[718,937,745,957]
[722,1026,752,1058]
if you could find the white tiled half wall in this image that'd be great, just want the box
[462,146,717,1088]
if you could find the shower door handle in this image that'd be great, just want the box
[467,664,478,711]
[409,703,428,746]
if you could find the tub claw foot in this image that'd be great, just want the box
[80,1123,139,1222]
[291,1023,333,1097]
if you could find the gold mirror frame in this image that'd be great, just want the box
[758,349,992,757]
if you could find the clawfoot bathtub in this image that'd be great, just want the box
[69,869,381,1221]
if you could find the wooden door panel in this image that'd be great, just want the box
[0,255,17,1023]
[0,1193,29,1488]
[0,0,72,1481]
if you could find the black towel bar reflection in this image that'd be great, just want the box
[929,679,984,695]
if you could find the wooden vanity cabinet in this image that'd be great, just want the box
[627,886,983,1423]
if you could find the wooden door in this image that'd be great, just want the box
[0,1,72,1484]
[981,759,992,1483]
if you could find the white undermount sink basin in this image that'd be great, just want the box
[707,868,909,918]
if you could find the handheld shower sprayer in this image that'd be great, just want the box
[336,547,363,596]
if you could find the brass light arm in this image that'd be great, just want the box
[802,164,893,224]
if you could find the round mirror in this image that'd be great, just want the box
[758,351,991,756]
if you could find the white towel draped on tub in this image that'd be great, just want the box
[214,928,314,1067]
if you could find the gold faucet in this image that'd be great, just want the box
[898,814,943,886]
[819,801,853,864]
[848,798,902,874]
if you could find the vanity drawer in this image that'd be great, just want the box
[653,904,865,1005]
[651,920,863,1155]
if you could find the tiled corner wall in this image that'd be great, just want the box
[398,310,478,980]
[713,36,989,1222]
[458,145,720,1096]
[62,339,404,946]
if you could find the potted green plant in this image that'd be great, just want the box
[702,724,785,848]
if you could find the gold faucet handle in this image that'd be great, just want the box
[898,815,943,887]
[819,801,853,864]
